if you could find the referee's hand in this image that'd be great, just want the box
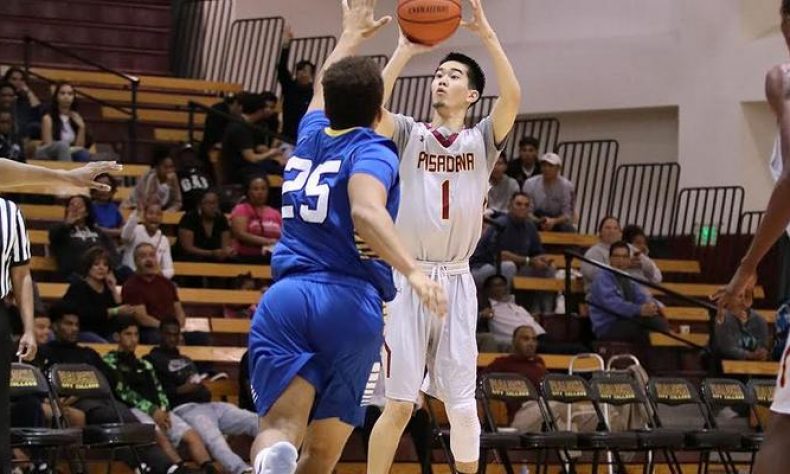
[61,161,123,191]
[17,331,37,362]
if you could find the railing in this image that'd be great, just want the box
[563,250,714,360]
[187,100,291,146]
[504,117,561,159]
[608,162,681,237]
[556,140,619,235]
[285,36,337,87]
[388,75,435,122]
[465,95,497,128]
[23,36,140,160]
[220,17,285,92]
[738,210,765,236]
[366,54,389,70]
[172,0,235,82]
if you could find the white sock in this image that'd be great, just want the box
[253,448,269,474]
[254,442,298,474]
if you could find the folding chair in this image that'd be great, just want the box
[9,363,82,471]
[590,372,684,474]
[479,373,577,474]
[747,378,776,431]
[701,378,764,474]
[647,377,741,474]
[48,363,155,474]
[541,373,639,474]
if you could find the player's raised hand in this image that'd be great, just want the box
[396,28,435,56]
[407,270,448,318]
[460,0,494,38]
[711,265,758,324]
[341,0,392,40]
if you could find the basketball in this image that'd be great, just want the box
[397,0,462,46]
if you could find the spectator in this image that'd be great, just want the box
[62,246,136,342]
[199,95,242,168]
[91,173,124,238]
[221,92,283,184]
[278,26,315,142]
[174,189,234,262]
[588,241,669,343]
[126,145,182,211]
[103,317,216,472]
[621,224,662,285]
[223,273,259,319]
[42,309,190,474]
[122,243,186,344]
[2,67,42,139]
[487,155,520,214]
[0,109,23,162]
[522,153,576,233]
[230,175,282,263]
[48,195,125,280]
[146,319,259,474]
[471,192,555,313]
[33,313,51,347]
[715,290,770,361]
[506,136,541,187]
[121,203,174,279]
[176,144,212,213]
[36,82,90,162]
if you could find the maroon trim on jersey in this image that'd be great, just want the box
[429,127,460,147]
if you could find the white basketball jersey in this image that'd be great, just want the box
[391,114,502,262]
[772,334,790,414]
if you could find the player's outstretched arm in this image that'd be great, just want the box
[307,0,392,113]
[462,0,521,144]
[713,64,790,312]
[349,174,447,316]
[0,159,122,190]
[376,31,434,138]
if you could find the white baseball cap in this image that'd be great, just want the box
[539,153,562,166]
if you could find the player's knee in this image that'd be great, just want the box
[445,400,480,463]
[382,400,414,427]
[301,437,342,472]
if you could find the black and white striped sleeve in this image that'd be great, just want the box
[10,203,31,267]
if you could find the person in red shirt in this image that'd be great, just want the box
[121,243,186,344]
[230,175,282,263]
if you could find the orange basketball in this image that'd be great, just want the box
[397,0,462,47]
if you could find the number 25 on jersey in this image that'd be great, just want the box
[281,157,341,224]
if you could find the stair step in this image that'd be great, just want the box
[76,87,220,108]
[103,107,206,127]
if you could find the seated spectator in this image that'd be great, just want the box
[522,153,576,233]
[36,82,90,162]
[125,145,182,211]
[715,290,770,361]
[0,108,24,162]
[176,144,213,213]
[146,319,259,474]
[278,25,315,142]
[221,93,284,184]
[174,189,234,262]
[199,94,242,169]
[122,243,185,344]
[621,224,662,285]
[42,309,188,474]
[588,241,669,343]
[506,136,541,187]
[121,203,174,279]
[48,195,125,280]
[230,175,282,263]
[33,313,51,347]
[103,317,216,472]
[91,173,124,238]
[3,67,42,139]
[487,155,520,214]
[223,273,259,319]
[471,192,555,313]
[62,246,137,342]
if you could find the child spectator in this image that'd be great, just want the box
[230,175,281,263]
[121,202,174,279]
[174,189,234,262]
[91,173,124,238]
[223,273,259,319]
[36,82,90,162]
[126,145,182,211]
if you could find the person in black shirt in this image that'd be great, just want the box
[0,109,24,162]
[176,144,213,213]
[221,92,284,184]
[3,67,42,139]
[278,25,315,142]
[173,189,233,262]
[506,136,541,187]
[198,95,242,168]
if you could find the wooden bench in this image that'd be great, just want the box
[721,360,779,377]
[544,254,701,274]
[659,307,776,323]
[27,229,175,247]
[513,277,765,299]
[32,68,243,93]
[85,343,246,362]
[38,282,261,305]
[155,128,204,143]
[538,232,598,247]
[649,332,709,347]
[102,107,206,126]
[79,87,219,108]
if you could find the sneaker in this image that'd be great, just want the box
[256,442,298,474]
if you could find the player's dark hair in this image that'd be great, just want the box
[609,240,631,257]
[439,52,486,101]
[622,224,646,244]
[519,136,540,149]
[49,300,80,324]
[782,0,790,17]
[322,56,383,129]
[597,215,620,233]
[296,60,316,76]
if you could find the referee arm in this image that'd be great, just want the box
[8,205,35,361]
[0,158,121,190]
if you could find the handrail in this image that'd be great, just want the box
[23,36,139,160]
[186,100,294,145]
[563,249,715,355]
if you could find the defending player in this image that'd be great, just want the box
[248,1,447,473]
[367,1,521,472]
[713,2,790,473]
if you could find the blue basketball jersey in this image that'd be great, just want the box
[271,110,400,301]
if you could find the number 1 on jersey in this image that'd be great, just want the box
[441,180,450,221]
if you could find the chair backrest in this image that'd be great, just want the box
[701,378,752,408]
[748,379,776,408]
[48,363,114,399]
[590,372,647,407]
[479,372,543,430]
[542,373,596,404]
[10,363,51,399]
[647,377,709,428]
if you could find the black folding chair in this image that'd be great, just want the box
[590,372,684,474]
[747,377,776,430]
[9,363,82,471]
[479,373,577,474]
[48,363,155,474]
[647,377,741,474]
[541,373,638,474]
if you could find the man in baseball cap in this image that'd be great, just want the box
[522,153,576,233]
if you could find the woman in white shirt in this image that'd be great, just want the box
[36,82,90,162]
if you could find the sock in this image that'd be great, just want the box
[253,448,270,474]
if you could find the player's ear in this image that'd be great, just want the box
[467,89,480,105]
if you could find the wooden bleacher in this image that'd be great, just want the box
[513,277,765,299]
[38,282,261,305]
[26,160,150,178]
[31,67,243,93]
[649,332,709,347]
[155,128,204,142]
[102,106,207,126]
[543,254,700,274]
[721,360,779,377]
[79,87,218,108]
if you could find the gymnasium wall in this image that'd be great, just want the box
[233,0,787,212]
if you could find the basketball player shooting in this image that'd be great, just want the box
[367,1,521,473]
[713,2,790,473]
